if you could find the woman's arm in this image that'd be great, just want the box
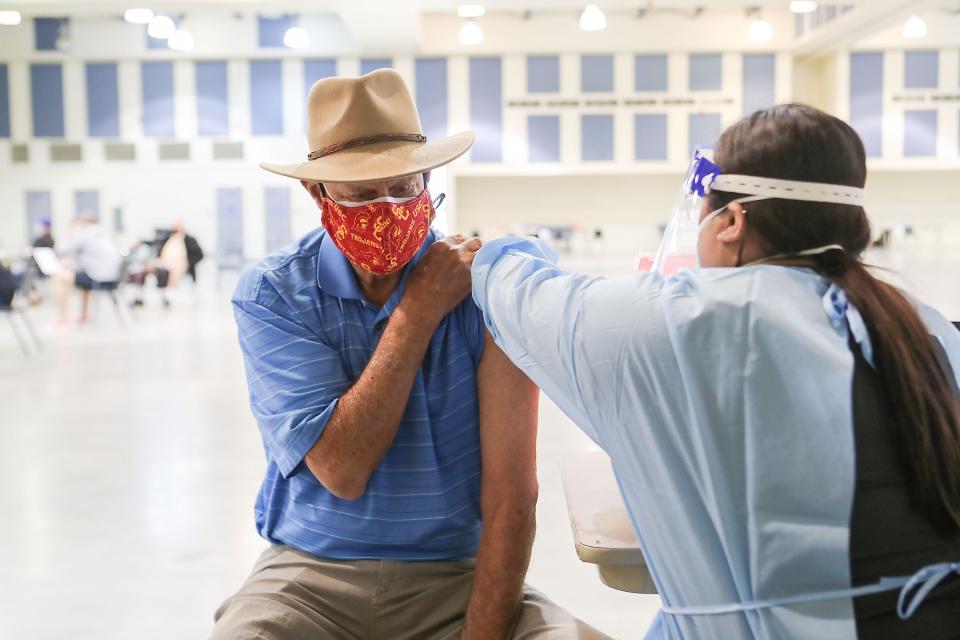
[471,237,663,446]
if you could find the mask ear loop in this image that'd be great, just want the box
[432,192,446,210]
[734,207,750,267]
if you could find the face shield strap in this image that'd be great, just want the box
[708,175,865,207]
[645,149,866,275]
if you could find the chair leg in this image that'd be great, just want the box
[16,309,43,351]
[7,314,31,356]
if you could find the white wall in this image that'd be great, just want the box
[456,173,676,259]
[2,5,959,265]
[455,167,960,270]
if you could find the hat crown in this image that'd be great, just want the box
[306,69,423,153]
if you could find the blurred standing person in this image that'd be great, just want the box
[54,214,122,324]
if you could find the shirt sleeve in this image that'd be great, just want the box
[471,236,662,446]
[233,282,351,478]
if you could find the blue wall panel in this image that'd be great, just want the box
[0,64,9,138]
[904,109,937,157]
[415,58,448,141]
[527,56,560,93]
[634,114,668,161]
[634,55,667,92]
[86,63,120,138]
[528,115,560,162]
[74,190,100,219]
[35,17,67,51]
[689,54,722,91]
[361,59,392,75]
[689,113,722,155]
[850,52,884,157]
[582,114,614,161]
[142,62,175,137]
[258,15,293,48]
[250,60,283,135]
[30,64,65,138]
[217,188,244,259]
[742,54,776,117]
[469,57,502,163]
[196,61,229,136]
[904,51,938,89]
[304,59,337,104]
[582,55,614,93]
[265,187,292,254]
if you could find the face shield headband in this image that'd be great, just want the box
[645,149,866,275]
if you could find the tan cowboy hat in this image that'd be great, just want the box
[260,68,474,183]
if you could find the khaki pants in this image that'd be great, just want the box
[212,545,611,640]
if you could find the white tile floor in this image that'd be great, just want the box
[0,280,658,640]
[1,245,957,640]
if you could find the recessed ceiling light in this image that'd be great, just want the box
[124,8,154,24]
[789,1,818,13]
[457,5,486,19]
[0,10,22,26]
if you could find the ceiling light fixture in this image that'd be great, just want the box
[167,29,194,51]
[459,18,484,45]
[902,15,927,39]
[283,25,309,49]
[147,15,176,39]
[579,4,607,31]
[747,18,773,41]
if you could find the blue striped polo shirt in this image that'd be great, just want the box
[232,227,486,561]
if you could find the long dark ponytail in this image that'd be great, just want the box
[708,103,960,533]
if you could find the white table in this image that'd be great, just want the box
[560,450,657,594]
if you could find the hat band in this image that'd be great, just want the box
[307,133,427,161]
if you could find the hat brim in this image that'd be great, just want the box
[259,131,475,183]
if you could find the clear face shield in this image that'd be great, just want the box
[640,148,866,275]
[640,149,721,274]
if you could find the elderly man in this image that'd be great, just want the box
[213,70,607,640]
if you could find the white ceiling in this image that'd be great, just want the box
[0,1,856,17]
[0,0,946,57]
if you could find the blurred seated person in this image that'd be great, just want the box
[54,214,122,324]
[0,259,18,308]
[32,218,55,249]
[156,219,203,287]
[24,218,57,304]
[126,238,169,308]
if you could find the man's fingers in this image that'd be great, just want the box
[461,237,482,252]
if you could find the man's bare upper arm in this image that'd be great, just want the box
[476,330,539,499]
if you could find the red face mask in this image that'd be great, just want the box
[321,188,435,276]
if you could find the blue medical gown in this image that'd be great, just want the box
[470,237,960,640]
